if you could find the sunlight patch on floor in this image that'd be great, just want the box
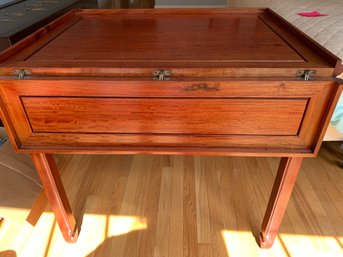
[338,236,343,247]
[46,213,147,257]
[0,207,31,224]
[222,230,343,257]
[0,208,148,257]
[0,211,55,256]
[279,234,343,257]
[54,213,108,257]
[221,230,288,257]
[19,212,55,257]
[107,215,147,237]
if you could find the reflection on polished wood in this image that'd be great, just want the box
[0,8,342,252]
[1,142,343,256]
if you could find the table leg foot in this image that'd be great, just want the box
[66,227,79,243]
[259,157,303,249]
[258,232,273,249]
[31,153,78,244]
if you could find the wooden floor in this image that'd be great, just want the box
[1,142,343,257]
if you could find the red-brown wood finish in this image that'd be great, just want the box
[23,97,307,135]
[259,157,303,249]
[31,153,78,243]
[0,9,342,248]
[0,79,337,154]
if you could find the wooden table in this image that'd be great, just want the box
[0,8,342,248]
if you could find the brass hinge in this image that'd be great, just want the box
[296,70,316,81]
[152,70,171,81]
[13,69,32,79]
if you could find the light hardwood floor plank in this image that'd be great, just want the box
[194,156,211,244]
[138,156,163,257]
[169,156,184,257]
[183,156,199,257]
[1,142,343,257]
[153,166,173,257]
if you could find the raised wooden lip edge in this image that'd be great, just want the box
[76,7,266,15]
[0,10,79,64]
[19,146,314,157]
[264,9,342,76]
[0,8,340,78]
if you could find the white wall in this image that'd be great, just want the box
[155,0,227,8]
[227,0,272,7]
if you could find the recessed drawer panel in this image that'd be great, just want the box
[22,97,307,136]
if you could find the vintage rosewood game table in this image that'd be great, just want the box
[0,9,342,248]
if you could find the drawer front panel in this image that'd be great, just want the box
[1,80,337,154]
[22,97,307,136]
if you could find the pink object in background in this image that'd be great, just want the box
[298,11,329,17]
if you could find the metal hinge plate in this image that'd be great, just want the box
[13,69,32,79]
[152,70,171,81]
[296,70,316,81]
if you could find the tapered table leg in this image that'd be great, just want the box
[259,157,303,249]
[31,153,78,243]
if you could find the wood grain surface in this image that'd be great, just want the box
[0,8,341,249]
[0,9,339,77]
[0,79,338,155]
[1,142,343,256]
[26,13,303,63]
[31,153,78,243]
[23,97,307,135]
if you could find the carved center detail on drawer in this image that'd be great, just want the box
[22,97,308,136]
